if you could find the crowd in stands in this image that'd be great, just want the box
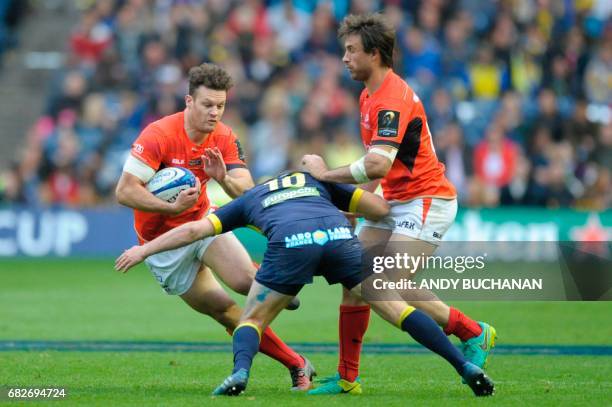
[0,0,27,66]
[1,0,610,210]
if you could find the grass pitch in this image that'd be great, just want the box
[1,259,611,406]
[2,352,610,406]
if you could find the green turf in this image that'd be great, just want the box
[1,259,611,405]
[1,259,611,344]
[1,352,610,406]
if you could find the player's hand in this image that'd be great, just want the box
[172,178,200,214]
[301,154,328,180]
[115,245,147,273]
[203,147,227,183]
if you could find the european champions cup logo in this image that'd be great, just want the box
[382,111,395,127]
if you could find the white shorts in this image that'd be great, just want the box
[360,198,457,245]
[144,234,222,295]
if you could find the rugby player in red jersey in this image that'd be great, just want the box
[302,14,496,395]
[115,63,314,391]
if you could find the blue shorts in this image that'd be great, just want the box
[254,216,363,296]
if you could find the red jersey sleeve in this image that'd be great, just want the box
[131,124,165,170]
[369,98,414,149]
[221,130,247,170]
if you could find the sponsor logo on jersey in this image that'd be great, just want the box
[397,220,415,230]
[312,230,329,246]
[285,227,353,248]
[133,143,144,154]
[327,227,353,241]
[377,110,400,137]
[171,158,185,165]
[189,159,202,166]
[285,232,313,248]
[262,187,320,208]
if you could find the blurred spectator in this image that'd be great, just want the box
[469,44,506,100]
[0,162,27,204]
[594,122,612,172]
[440,16,473,98]
[473,123,519,188]
[496,91,528,144]
[563,98,599,147]
[574,121,612,210]
[427,88,456,136]
[401,26,441,88]
[69,6,113,68]
[0,0,28,66]
[541,143,578,208]
[268,0,312,55]
[40,164,81,206]
[46,71,88,119]
[543,54,573,99]
[528,88,565,142]
[490,12,517,72]
[249,86,295,180]
[435,122,471,204]
[564,98,600,174]
[302,3,339,57]
[135,39,168,99]
[500,152,533,206]
[584,41,612,104]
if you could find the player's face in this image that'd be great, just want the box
[186,86,227,133]
[342,34,374,82]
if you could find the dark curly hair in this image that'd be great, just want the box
[338,13,395,68]
[188,63,234,96]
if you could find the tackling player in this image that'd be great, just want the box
[301,13,496,394]
[115,63,314,390]
[115,171,495,398]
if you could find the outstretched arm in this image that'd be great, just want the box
[115,217,215,272]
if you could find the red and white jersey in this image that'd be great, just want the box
[130,111,246,243]
[359,71,456,202]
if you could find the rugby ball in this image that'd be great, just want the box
[146,167,196,203]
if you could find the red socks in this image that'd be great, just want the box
[443,307,482,341]
[338,304,370,382]
[259,327,304,369]
[227,327,303,369]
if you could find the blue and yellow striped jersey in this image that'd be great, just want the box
[207,172,363,242]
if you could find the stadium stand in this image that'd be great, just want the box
[0,0,609,210]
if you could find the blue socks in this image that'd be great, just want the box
[232,325,260,373]
[401,309,466,374]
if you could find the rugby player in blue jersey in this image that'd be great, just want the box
[115,172,494,397]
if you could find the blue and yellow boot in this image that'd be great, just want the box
[308,373,362,395]
[461,322,497,368]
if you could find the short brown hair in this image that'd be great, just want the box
[338,13,395,68]
[188,63,234,96]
